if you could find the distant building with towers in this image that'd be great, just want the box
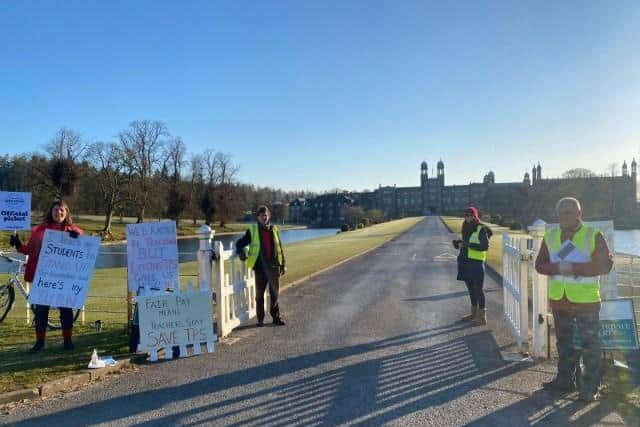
[309,158,640,227]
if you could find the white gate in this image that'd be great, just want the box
[213,240,257,338]
[502,233,532,352]
[501,220,549,358]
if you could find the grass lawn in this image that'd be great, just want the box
[0,217,423,393]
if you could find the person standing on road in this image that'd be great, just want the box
[236,205,286,327]
[535,197,613,402]
[10,200,84,352]
[453,206,492,325]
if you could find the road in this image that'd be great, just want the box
[3,217,630,426]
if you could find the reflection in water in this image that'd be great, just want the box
[96,228,339,269]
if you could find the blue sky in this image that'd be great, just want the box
[1,1,638,192]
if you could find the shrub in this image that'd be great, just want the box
[357,223,364,229]
[509,222,522,230]
[340,224,350,232]
[491,214,503,225]
[361,218,370,227]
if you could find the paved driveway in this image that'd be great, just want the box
[3,217,630,426]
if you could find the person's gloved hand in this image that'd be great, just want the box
[558,262,573,276]
[452,240,460,249]
[68,230,80,239]
[9,234,22,248]
[238,251,248,261]
[279,265,287,276]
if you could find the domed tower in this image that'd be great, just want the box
[420,161,428,188]
[536,163,542,181]
[632,158,637,179]
[623,160,629,177]
[437,159,445,187]
[532,164,537,185]
[523,172,531,186]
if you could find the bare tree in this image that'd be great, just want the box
[562,168,597,179]
[119,120,168,222]
[607,163,619,177]
[86,142,128,238]
[164,138,188,221]
[42,128,86,198]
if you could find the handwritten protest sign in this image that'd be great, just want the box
[137,290,216,352]
[29,230,100,309]
[0,191,31,231]
[127,221,179,292]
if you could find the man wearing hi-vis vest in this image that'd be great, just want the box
[236,205,286,327]
[535,197,613,402]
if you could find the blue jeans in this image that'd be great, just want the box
[553,309,602,394]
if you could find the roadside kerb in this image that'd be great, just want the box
[0,357,133,405]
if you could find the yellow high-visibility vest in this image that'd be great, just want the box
[246,223,284,269]
[544,225,600,303]
[468,225,487,262]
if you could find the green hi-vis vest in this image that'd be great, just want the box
[247,223,284,269]
[468,225,487,262]
[544,225,600,303]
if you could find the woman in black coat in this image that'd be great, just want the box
[454,206,492,325]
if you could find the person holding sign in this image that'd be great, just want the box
[535,197,613,402]
[10,200,83,352]
[236,205,286,327]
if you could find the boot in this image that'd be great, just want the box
[473,308,487,325]
[461,306,477,322]
[31,340,45,352]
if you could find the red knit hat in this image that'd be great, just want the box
[465,206,480,222]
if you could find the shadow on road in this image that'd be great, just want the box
[11,324,624,426]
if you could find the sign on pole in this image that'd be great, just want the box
[29,230,101,309]
[126,221,179,292]
[0,191,31,231]
[599,298,639,350]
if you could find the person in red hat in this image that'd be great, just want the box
[453,206,492,325]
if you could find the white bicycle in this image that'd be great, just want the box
[0,252,80,329]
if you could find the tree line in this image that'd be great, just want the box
[0,121,317,238]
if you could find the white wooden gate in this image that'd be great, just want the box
[213,240,257,337]
[502,233,532,352]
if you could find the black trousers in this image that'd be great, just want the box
[34,304,74,333]
[464,279,485,309]
[254,266,281,322]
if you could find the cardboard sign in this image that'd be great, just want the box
[126,222,179,292]
[0,191,31,231]
[137,290,215,351]
[29,230,100,309]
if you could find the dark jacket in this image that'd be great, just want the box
[456,223,492,282]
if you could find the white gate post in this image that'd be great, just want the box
[518,238,529,352]
[197,225,215,291]
[529,219,548,358]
